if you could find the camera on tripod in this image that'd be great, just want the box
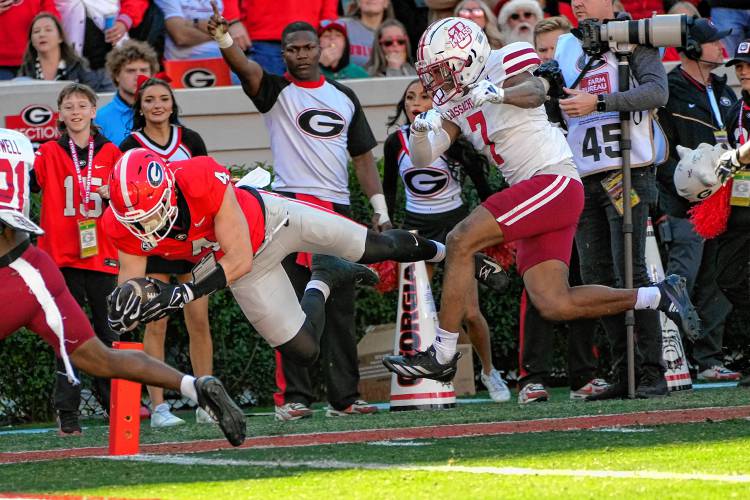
[575,13,690,56]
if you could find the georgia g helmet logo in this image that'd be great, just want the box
[403,168,450,197]
[297,109,346,139]
[447,22,472,49]
[146,161,164,187]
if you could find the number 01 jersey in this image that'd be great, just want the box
[102,157,266,263]
[33,134,121,274]
[436,42,576,186]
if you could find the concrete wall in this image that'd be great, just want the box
[0,65,741,167]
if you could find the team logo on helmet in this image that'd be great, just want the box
[447,22,472,49]
[146,161,164,187]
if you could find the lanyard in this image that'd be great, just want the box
[706,84,724,130]
[69,137,94,216]
[739,103,749,146]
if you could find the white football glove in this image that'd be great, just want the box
[469,79,505,107]
[716,148,742,182]
[411,109,443,134]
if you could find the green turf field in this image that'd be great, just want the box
[1,387,749,499]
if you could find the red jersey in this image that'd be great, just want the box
[34,134,121,274]
[102,156,266,263]
[0,0,59,67]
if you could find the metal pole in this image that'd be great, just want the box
[617,50,636,399]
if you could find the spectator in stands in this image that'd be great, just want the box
[340,0,396,69]
[497,0,543,45]
[710,1,750,58]
[657,19,739,382]
[239,0,338,75]
[31,83,122,434]
[155,0,246,62]
[319,19,369,79]
[454,0,504,49]
[54,0,149,82]
[493,0,577,27]
[0,0,59,80]
[365,19,416,76]
[118,76,216,428]
[391,0,429,60]
[382,79,511,403]
[534,15,571,63]
[96,40,159,147]
[425,0,459,21]
[554,0,669,399]
[17,13,114,92]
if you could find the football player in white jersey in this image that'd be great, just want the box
[383,18,701,382]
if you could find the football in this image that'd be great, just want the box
[123,277,161,304]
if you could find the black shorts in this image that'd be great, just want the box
[403,205,469,243]
[145,256,194,276]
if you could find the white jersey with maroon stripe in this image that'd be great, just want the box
[436,43,578,186]
[0,128,42,234]
[395,126,463,214]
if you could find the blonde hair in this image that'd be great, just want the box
[534,16,572,41]
[667,2,701,17]
[454,0,504,49]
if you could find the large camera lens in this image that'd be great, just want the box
[602,14,687,48]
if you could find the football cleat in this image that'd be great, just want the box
[382,345,461,383]
[194,376,246,446]
[311,254,379,289]
[656,275,701,342]
[474,253,510,292]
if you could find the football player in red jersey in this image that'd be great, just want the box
[0,128,246,447]
[32,83,122,434]
[104,148,450,366]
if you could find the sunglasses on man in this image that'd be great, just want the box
[380,37,407,47]
[510,11,536,21]
[458,8,485,19]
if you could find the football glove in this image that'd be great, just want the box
[469,79,505,107]
[107,284,143,333]
[411,109,443,134]
[139,278,196,323]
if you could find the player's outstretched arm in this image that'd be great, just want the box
[409,110,460,168]
[213,186,253,283]
[208,0,263,97]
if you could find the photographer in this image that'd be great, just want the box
[552,0,669,399]
[656,19,739,382]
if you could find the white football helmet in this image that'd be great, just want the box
[673,143,731,203]
[416,17,491,105]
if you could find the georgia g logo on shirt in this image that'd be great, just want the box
[296,109,346,139]
[403,167,450,197]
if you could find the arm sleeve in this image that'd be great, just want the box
[334,83,376,157]
[501,42,542,79]
[153,0,184,20]
[604,46,668,112]
[382,132,402,222]
[248,71,288,113]
[117,0,148,29]
[182,128,209,156]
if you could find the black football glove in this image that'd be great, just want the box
[107,284,143,333]
[534,60,566,99]
[139,278,196,323]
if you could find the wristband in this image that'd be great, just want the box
[217,32,233,49]
[369,193,391,225]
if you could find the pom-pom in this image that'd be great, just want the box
[688,181,732,239]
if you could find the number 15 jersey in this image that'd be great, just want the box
[436,42,576,186]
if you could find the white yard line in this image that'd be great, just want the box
[103,454,750,483]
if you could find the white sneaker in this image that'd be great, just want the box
[697,365,741,381]
[325,400,378,417]
[274,402,313,422]
[570,378,610,400]
[196,406,217,424]
[480,369,511,402]
[150,403,186,428]
[518,383,548,404]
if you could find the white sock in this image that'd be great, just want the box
[306,280,330,301]
[433,327,459,364]
[180,375,198,404]
[426,241,446,263]
[634,286,661,310]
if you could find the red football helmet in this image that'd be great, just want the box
[109,148,178,246]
